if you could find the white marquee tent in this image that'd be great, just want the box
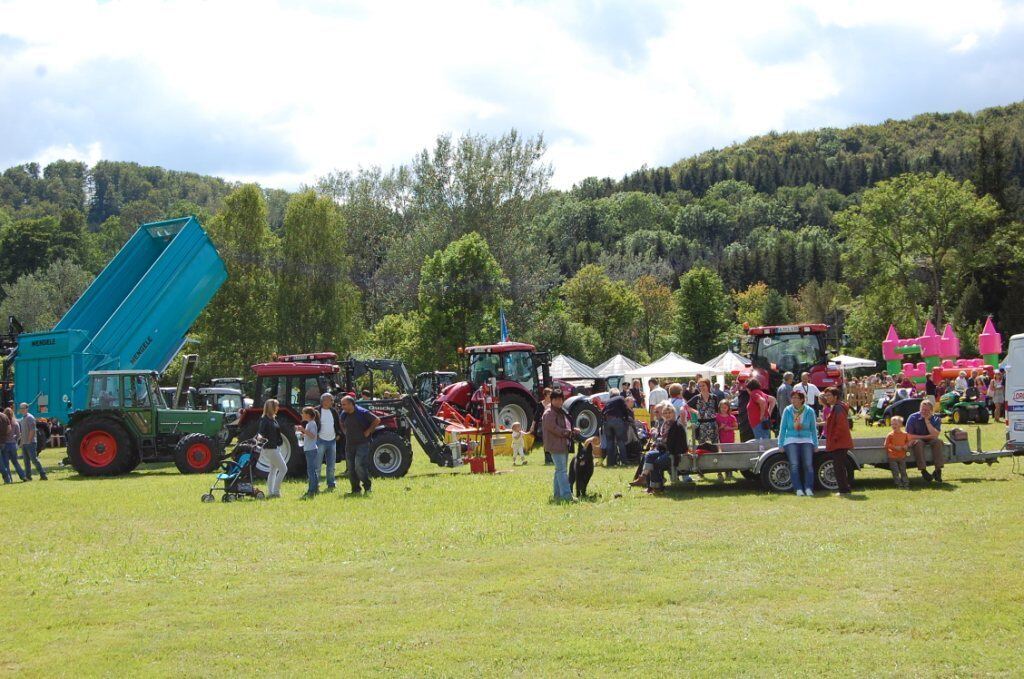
[703,350,751,374]
[829,354,877,370]
[624,352,724,381]
[593,353,642,378]
[549,354,600,381]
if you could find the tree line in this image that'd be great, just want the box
[1,101,1022,382]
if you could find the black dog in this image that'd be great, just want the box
[568,436,594,498]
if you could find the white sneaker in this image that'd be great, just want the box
[804,489,814,497]
[795,489,805,496]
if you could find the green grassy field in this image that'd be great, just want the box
[2,422,1023,677]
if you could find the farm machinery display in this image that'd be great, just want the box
[434,341,603,438]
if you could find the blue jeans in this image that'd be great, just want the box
[753,422,771,440]
[551,452,572,499]
[317,439,336,488]
[784,442,816,493]
[303,447,321,494]
[604,417,628,465]
[643,450,672,488]
[1,442,25,483]
[22,442,46,479]
[346,442,371,492]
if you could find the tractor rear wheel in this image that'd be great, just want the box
[496,393,534,432]
[978,408,990,424]
[67,417,136,477]
[367,430,413,478]
[174,433,221,474]
[569,401,602,438]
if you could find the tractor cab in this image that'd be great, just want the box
[740,324,842,394]
[415,371,457,404]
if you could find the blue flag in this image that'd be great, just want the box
[500,308,509,342]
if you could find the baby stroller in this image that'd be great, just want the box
[201,437,265,502]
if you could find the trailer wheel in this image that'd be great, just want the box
[813,455,855,492]
[368,430,413,478]
[759,453,792,493]
[67,417,136,477]
[569,401,602,438]
[174,433,221,474]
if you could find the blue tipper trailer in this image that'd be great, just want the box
[14,216,227,423]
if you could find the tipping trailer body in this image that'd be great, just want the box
[13,217,226,423]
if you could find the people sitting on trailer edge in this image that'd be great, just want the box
[905,400,944,484]
[630,400,688,493]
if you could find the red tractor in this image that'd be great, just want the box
[738,324,844,395]
[234,354,459,479]
[434,341,603,437]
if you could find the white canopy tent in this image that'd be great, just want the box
[703,350,751,375]
[549,354,600,381]
[829,354,877,370]
[593,353,642,378]
[625,352,724,381]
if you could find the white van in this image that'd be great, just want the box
[1005,333,1024,448]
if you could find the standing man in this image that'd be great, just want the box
[542,389,578,501]
[822,387,854,496]
[18,403,46,481]
[339,395,380,495]
[793,372,821,412]
[602,388,630,467]
[647,379,667,416]
[317,393,341,491]
[775,372,795,436]
[905,400,944,483]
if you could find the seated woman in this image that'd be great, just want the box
[630,400,688,493]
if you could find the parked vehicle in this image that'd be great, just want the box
[938,390,990,424]
[416,371,457,405]
[867,388,923,426]
[738,324,844,396]
[434,342,603,437]
[67,369,226,476]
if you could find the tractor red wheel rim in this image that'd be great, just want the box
[186,444,212,470]
[81,431,117,468]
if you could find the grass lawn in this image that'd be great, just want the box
[2,421,1023,677]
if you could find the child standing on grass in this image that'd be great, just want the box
[511,421,527,466]
[297,407,321,498]
[715,399,738,444]
[885,416,911,490]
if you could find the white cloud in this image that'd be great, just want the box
[0,0,1021,189]
[35,141,104,167]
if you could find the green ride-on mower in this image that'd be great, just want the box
[67,370,228,476]
[938,390,989,425]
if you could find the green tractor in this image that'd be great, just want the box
[938,390,990,425]
[67,370,227,476]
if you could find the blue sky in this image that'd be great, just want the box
[1,0,1022,189]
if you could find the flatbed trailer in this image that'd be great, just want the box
[670,430,1022,493]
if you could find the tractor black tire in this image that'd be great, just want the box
[978,408,990,424]
[759,452,792,493]
[569,401,602,439]
[237,415,299,478]
[174,433,221,474]
[497,392,535,433]
[952,408,964,425]
[67,417,136,477]
[367,430,413,478]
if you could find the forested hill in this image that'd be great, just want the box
[1,101,1022,379]
[604,101,1024,203]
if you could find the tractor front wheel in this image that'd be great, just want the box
[496,393,534,433]
[569,401,602,438]
[174,433,221,474]
[67,417,136,477]
[367,431,413,478]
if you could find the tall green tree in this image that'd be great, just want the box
[0,259,93,332]
[193,185,280,380]
[561,264,642,359]
[418,232,508,366]
[674,266,732,361]
[633,275,676,360]
[277,190,360,354]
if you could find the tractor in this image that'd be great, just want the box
[67,369,227,476]
[738,324,844,396]
[434,342,603,437]
[415,371,457,405]
[938,390,990,424]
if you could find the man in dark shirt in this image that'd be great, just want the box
[905,400,944,483]
[602,389,630,467]
[339,396,381,494]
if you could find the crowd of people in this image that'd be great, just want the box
[0,403,47,484]
[535,366,968,501]
[845,368,1007,422]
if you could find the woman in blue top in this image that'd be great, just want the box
[778,390,818,496]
